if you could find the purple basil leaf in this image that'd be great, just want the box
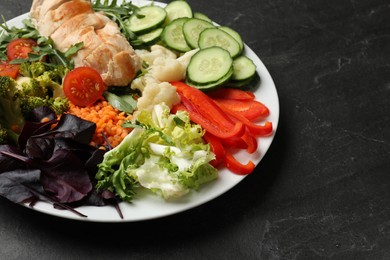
[39,148,92,203]
[78,190,107,207]
[45,114,96,144]
[85,149,105,175]
[0,169,42,204]
[52,138,96,160]
[25,115,95,159]
[0,145,26,173]
[25,137,55,160]
[52,203,88,218]
[0,112,106,214]
[19,108,57,151]
[101,190,123,219]
[29,106,56,122]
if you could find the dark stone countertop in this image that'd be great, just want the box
[1,0,389,259]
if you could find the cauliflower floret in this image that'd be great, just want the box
[136,81,180,111]
[152,56,186,82]
[150,47,198,82]
[137,45,177,66]
[131,73,158,92]
[131,70,180,111]
[131,45,199,112]
[177,48,199,67]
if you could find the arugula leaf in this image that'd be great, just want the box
[9,39,84,69]
[0,18,41,60]
[0,17,83,68]
[64,42,84,59]
[103,91,137,114]
[92,0,144,46]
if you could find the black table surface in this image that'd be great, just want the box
[1,0,390,259]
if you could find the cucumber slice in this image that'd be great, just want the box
[165,0,193,24]
[126,6,167,35]
[198,28,241,58]
[186,46,233,88]
[194,12,212,23]
[219,26,244,53]
[226,72,260,89]
[186,67,233,91]
[134,28,163,48]
[183,18,214,49]
[162,17,191,52]
[231,55,256,81]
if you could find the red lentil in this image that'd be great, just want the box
[67,100,132,147]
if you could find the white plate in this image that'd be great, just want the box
[3,1,279,222]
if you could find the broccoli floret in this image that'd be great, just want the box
[19,95,69,118]
[18,61,69,98]
[36,69,68,98]
[51,65,69,79]
[0,60,71,145]
[19,61,47,78]
[0,76,25,135]
[0,125,18,145]
[17,77,48,98]
[19,95,52,118]
[51,97,69,115]
[0,126,9,145]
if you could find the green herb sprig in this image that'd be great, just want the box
[0,17,83,69]
[92,0,144,46]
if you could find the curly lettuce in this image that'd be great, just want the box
[96,104,217,202]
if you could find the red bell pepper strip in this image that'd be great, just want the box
[203,132,225,167]
[171,102,186,114]
[224,150,255,175]
[172,81,245,139]
[205,130,256,174]
[217,104,273,137]
[212,98,270,121]
[207,87,255,100]
[221,135,248,150]
[171,81,270,176]
[172,82,233,123]
[172,101,244,139]
[240,127,258,153]
[219,126,258,153]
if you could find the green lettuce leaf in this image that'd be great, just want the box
[96,104,217,202]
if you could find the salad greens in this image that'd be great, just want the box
[0,18,83,68]
[96,104,218,202]
[0,61,70,145]
[0,0,226,217]
[92,0,143,46]
[103,91,137,114]
[0,107,109,217]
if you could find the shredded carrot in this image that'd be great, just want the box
[67,99,133,148]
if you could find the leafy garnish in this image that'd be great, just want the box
[103,91,137,114]
[96,104,217,202]
[0,168,87,217]
[0,108,117,217]
[10,39,84,69]
[0,17,83,68]
[92,0,144,46]
[0,18,40,60]
[0,169,43,204]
